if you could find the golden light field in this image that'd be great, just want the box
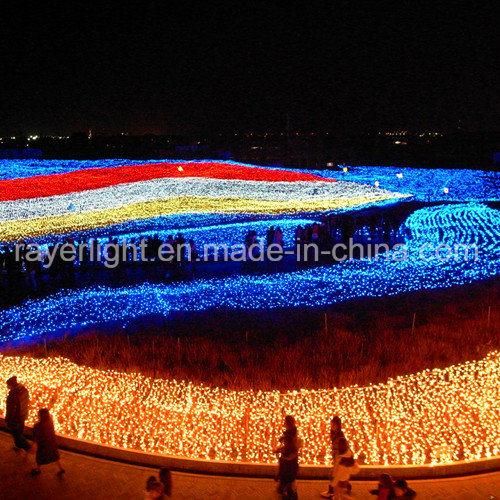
[0,352,498,466]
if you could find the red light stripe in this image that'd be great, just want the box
[0,162,333,202]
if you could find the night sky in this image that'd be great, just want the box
[0,1,497,135]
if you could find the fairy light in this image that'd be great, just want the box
[0,177,407,224]
[31,219,317,256]
[0,193,405,242]
[0,204,498,345]
[0,161,334,202]
[0,352,497,466]
[0,159,410,242]
[23,213,278,247]
[1,161,496,204]
[299,166,498,202]
[0,159,497,467]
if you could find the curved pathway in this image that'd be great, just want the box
[1,432,498,499]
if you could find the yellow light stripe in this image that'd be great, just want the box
[0,352,498,465]
[0,194,397,241]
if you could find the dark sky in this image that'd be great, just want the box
[0,1,497,135]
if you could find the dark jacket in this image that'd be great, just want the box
[278,428,299,483]
[6,384,29,427]
[33,420,60,465]
[330,428,345,459]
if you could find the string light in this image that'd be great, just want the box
[0,161,334,202]
[1,160,496,203]
[1,204,498,344]
[0,160,497,467]
[0,177,407,224]
[0,192,405,242]
[299,166,498,202]
[21,213,276,247]
[0,158,144,180]
[32,219,317,255]
[0,352,497,465]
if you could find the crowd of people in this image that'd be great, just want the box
[0,209,409,298]
[273,414,416,499]
[295,211,406,262]
[4,376,417,499]
[0,233,199,295]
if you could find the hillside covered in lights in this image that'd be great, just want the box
[0,159,498,469]
[0,352,498,465]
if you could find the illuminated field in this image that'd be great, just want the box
[0,352,498,465]
[1,202,498,344]
[0,193,402,242]
[0,160,498,469]
[0,161,407,242]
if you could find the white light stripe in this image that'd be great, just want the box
[0,177,409,222]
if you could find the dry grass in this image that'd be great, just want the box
[3,283,498,390]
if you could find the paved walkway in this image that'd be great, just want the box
[0,432,498,499]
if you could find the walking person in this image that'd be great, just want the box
[5,375,31,452]
[159,467,172,497]
[330,416,345,462]
[322,437,359,499]
[322,416,350,497]
[274,415,301,499]
[31,408,65,476]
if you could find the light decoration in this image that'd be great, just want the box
[1,160,496,204]
[0,204,498,344]
[0,352,498,466]
[0,160,497,467]
[3,161,496,203]
[0,161,408,242]
[33,219,317,255]
[0,193,405,242]
[20,213,276,247]
[0,161,333,202]
[0,178,407,223]
[298,166,499,202]
[0,158,144,180]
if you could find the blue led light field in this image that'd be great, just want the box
[1,203,498,344]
